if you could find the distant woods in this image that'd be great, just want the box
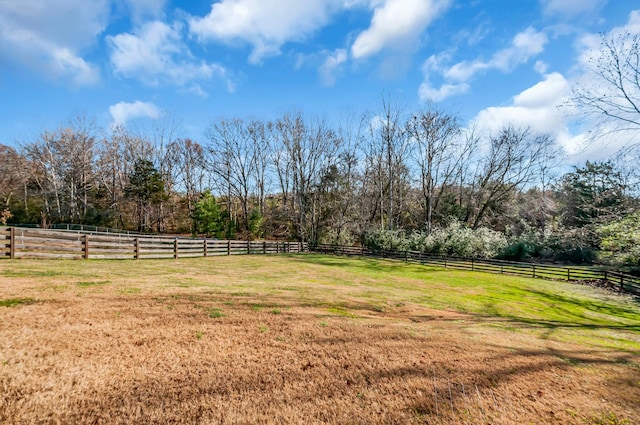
[0,103,638,266]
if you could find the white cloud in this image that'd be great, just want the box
[108,20,233,93]
[512,72,568,108]
[351,0,451,59]
[319,49,348,86]
[419,27,548,102]
[534,60,549,74]
[419,82,470,102]
[540,0,606,17]
[189,0,341,64]
[445,27,547,82]
[0,0,107,85]
[419,50,470,101]
[473,72,569,136]
[118,0,167,22]
[109,100,162,126]
[470,71,599,160]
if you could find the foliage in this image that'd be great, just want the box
[556,161,629,229]
[364,220,507,258]
[192,190,232,238]
[597,213,640,266]
[318,228,357,247]
[248,209,265,239]
[125,159,167,232]
[0,208,12,225]
[125,159,166,204]
[501,229,599,264]
[5,109,639,268]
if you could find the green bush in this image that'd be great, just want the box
[364,220,507,258]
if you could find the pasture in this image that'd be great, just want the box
[1,254,639,424]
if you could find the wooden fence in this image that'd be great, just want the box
[0,227,307,260]
[313,244,640,296]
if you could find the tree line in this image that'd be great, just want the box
[2,31,639,266]
[1,103,638,266]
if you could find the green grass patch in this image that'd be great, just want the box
[2,255,640,351]
[3,270,64,277]
[0,298,36,307]
[76,280,110,287]
[326,306,358,318]
[208,308,224,318]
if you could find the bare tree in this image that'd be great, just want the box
[206,118,256,232]
[0,145,27,209]
[466,126,555,229]
[247,119,273,216]
[96,125,153,229]
[315,112,363,244]
[406,105,461,233]
[22,118,98,225]
[168,138,207,231]
[275,112,340,242]
[362,95,411,230]
[572,31,640,135]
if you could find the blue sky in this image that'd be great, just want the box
[1,0,638,163]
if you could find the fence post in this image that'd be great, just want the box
[174,238,179,259]
[567,268,571,281]
[84,234,89,260]
[227,240,231,255]
[471,258,474,271]
[9,227,15,260]
[444,257,447,268]
[532,264,536,279]
[263,241,266,254]
[405,251,408,263]
[247,240,250,255]
[620,275,624,292]
[135,237,140,260]
[204,238,208,258]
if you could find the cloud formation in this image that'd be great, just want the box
[0,0,107,85]
[419,27,548,102]
[119,0,167,23]
[189,0,339,64]
[108,20,232,94]
[539,0,606,17]
[351,0,451,59]
[471,71,593,160]
[319,49,348,86]
[109,100,161,126]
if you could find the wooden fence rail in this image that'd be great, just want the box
[0,227,307,261]
[313,244,640,296]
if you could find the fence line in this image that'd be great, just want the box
[0,227,307,261]
[312,244,640,296]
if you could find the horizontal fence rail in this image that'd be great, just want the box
[0,227,307,261]
[313,244,640,297]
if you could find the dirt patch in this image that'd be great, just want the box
[1,287,638,424]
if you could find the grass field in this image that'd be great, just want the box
[1,254,639,424]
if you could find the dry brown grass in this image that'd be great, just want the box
[1,255,639,424]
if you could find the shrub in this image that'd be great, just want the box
[364,220,507,258]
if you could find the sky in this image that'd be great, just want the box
[0,0,639,164]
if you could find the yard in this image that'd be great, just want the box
[1,254,639,424]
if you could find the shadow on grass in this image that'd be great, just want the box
[480,288,640,334]
[293,254,441,274]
